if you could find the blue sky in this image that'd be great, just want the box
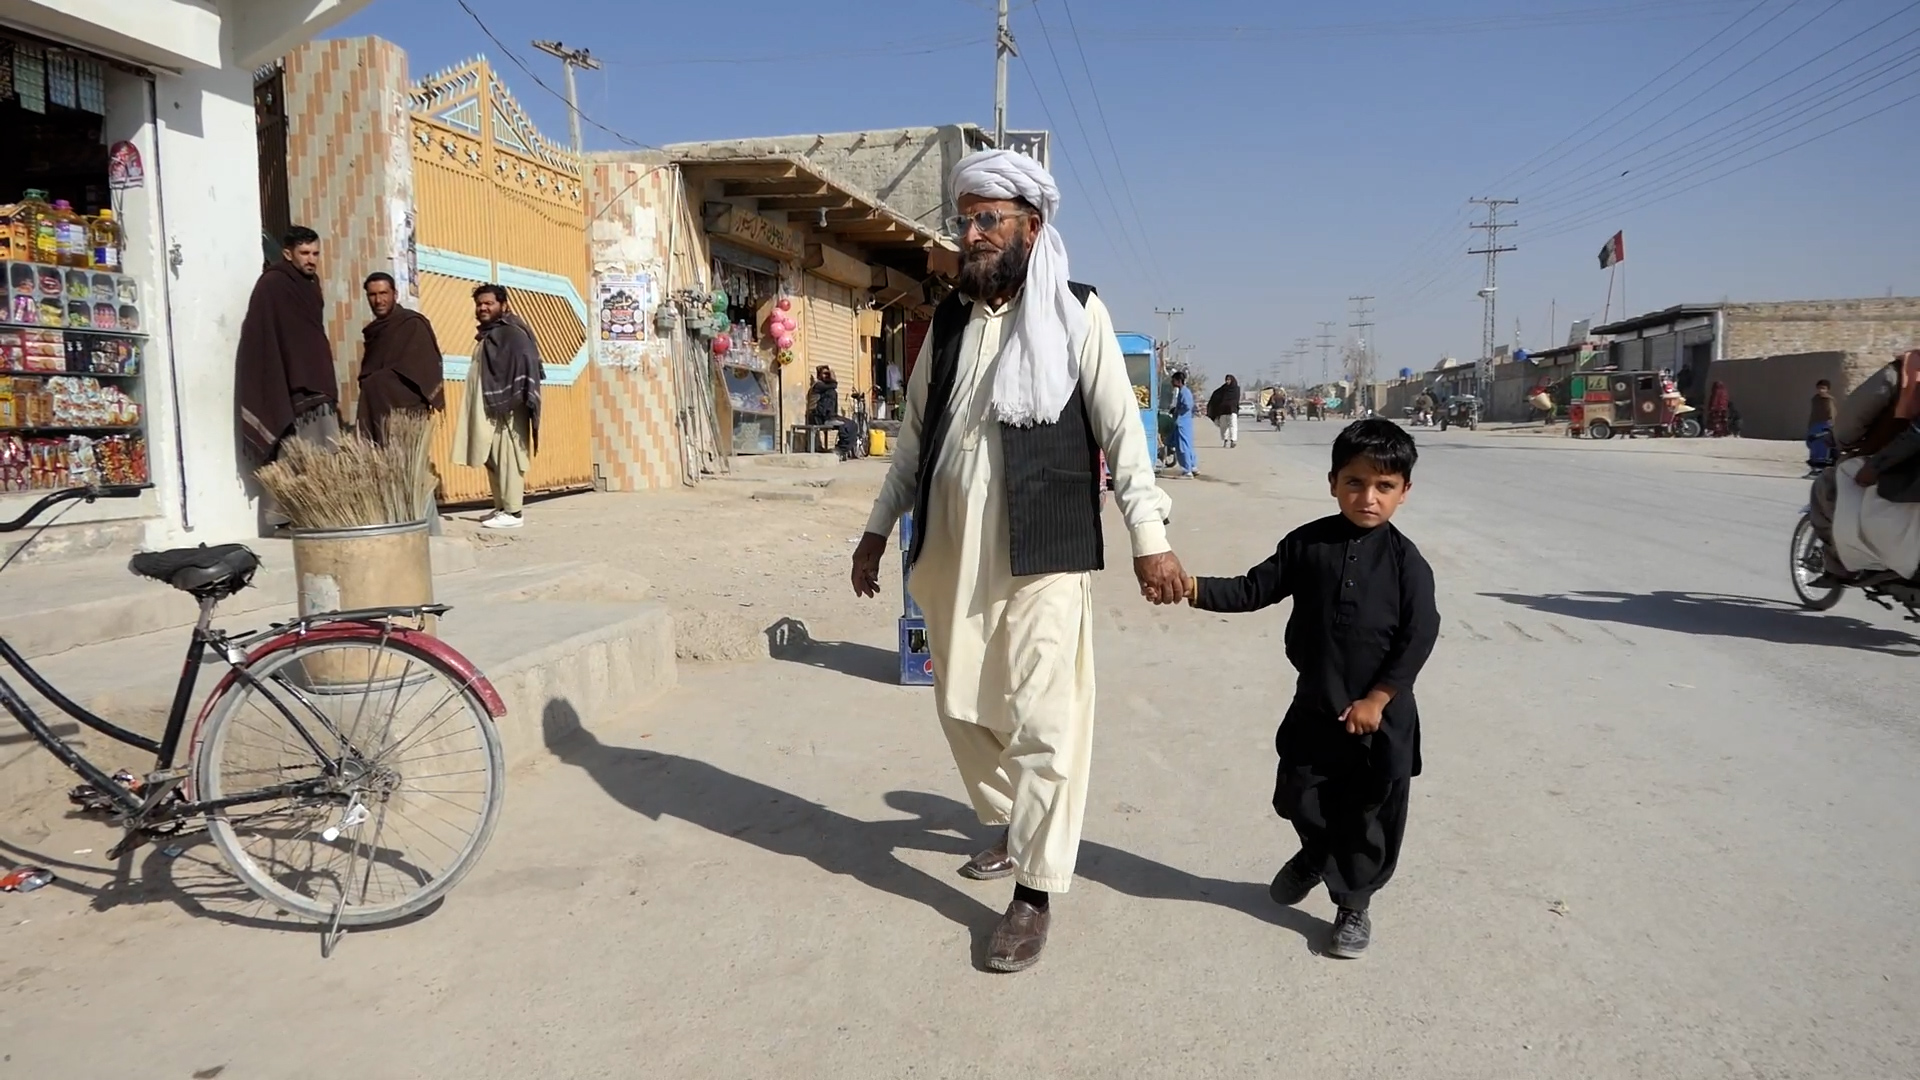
[334,0,1920,383]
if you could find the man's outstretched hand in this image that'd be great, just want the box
[851,532,888,598]
[1135,550,1188,606]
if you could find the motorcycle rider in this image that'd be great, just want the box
[1810,350,1920,585]
[1413,389,1436,427]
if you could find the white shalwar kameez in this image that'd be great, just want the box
[866,291,1171,893]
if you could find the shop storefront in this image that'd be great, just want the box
[0,36,152,499]
[707,237,791,455]
[0,3,373,555]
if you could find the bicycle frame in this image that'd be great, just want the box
[0,599,479,823]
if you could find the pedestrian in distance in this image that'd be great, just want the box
[852,147,1184,974]
[1807,378,1837,478]
[1150,419,1440,958]
[452,283,542,530]
[1171,369,1198,476]
[1208,373,1242,448]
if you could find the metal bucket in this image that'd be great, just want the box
[288,519,435,691]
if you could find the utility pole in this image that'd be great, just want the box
[1348,295,1375,412]
[1469,197,1519,401]
[1154,306,1184,377]
[994,0,1018,146]
[532,40,601,155]
[1316,321,1337,387]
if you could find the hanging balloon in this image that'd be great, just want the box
[710,289,729,310]
[776,333,795,351]
[776,296,793,312]
[712,334,732,356]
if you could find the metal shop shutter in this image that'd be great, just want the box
[805,274,860,392]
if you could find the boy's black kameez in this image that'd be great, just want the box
[1195,514,1440,911]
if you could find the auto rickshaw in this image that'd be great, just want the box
[1438,394,1479,431]
[1567,369,1702,439]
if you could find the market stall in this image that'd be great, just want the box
[708,241,792,455]
[0,35,151,496]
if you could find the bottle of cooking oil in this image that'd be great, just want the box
[52,200,88,267]
[19,189,57,265]
[89,210,121,272]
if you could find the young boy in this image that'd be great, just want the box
[1178,419,1440,958]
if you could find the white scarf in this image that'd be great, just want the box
[948,150,1087,427]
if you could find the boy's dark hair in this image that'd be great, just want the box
[1815,379,1831,390]
[1171,370,1186,385]
[281,225,320,249]
[1331,418,1418,480]
[472,283,509,304]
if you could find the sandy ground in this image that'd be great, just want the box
[2,425,1916,1079]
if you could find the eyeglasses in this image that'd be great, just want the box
[943,209,1030,238]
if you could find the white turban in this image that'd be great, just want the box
[948,149,1088,427]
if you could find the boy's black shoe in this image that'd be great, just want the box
[1327,908,1371,959]
[1268,853,1323,906]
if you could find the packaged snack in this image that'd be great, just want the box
[65,300,89,328]
[118,304,139,331]
[115,276,137,305]
[64,269,89,298]
[92,302,116,330]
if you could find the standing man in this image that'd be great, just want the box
[237,225,337,469]
[1807,378,1837,478]
[357,271,445,442]
[452,284,541,530]
[1208,373,1242,448]
[851,149,1185,973]
[1170,370,1198,476]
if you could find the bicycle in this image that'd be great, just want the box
[0,486,506,953]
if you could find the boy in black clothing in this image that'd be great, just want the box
[1175,419,1440,958]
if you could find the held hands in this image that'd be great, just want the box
[851,532,887,598]
[1135,551,1190,606]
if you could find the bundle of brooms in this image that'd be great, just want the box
[255,410,439,530]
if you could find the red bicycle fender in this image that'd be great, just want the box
[189,624,508,760]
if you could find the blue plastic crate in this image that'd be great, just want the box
[899,617,934,686]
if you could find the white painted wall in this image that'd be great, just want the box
[0,0,376,550]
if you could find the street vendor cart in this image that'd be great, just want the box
[1567,369,1702,440]
[1118,332,1159,463]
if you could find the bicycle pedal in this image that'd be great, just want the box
[142,767,189,787]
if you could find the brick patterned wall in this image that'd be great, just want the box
[1721,297,1920,364]
[281,37,418,420]
[586,158,697,491]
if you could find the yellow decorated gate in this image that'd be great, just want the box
[408,58,595,503]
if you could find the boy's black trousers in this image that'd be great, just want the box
[1274,763,1411,912]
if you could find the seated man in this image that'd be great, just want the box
[1813,351,1920,583]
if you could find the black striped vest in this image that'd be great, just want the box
[906,282,1104,577]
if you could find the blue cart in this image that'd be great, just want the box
[1117,331,1159,463]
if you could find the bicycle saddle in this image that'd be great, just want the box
[128,544,260,597]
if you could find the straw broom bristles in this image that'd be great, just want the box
[255,410,440,530]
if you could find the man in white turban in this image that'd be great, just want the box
[852,149,1186,972]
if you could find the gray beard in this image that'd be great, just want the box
[957,235,1029,301]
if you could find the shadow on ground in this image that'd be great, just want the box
[542,699,1326,967]
[1483,590,1920,655]
[765,616,898,685]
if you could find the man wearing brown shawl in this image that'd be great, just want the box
[237,226,337,465]
[452,283,542,529]
[357,272,445,441]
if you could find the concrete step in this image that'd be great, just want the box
[1,561,676,814]
[0,535,477,660]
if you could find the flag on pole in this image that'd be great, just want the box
[1598,231,1625,269]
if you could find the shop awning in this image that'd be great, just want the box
[674,153,955,276]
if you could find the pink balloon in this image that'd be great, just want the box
[777,296,793,312]
[768,316,789,334]
[711,334,731,355]
[776,334,795,350]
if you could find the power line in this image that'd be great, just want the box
[1015,58,1137,280]
[1515,0,1918,214]
[1083,1,1749,44]
[453,0,654,151]
[1057,0,1167,286]
[1316,322,1338,386]
[1029,1,1151,275]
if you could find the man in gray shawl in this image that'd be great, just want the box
[453,283,542,529]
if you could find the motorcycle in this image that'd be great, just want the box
[1402,405,1433,427]
[1789,508,1920,619]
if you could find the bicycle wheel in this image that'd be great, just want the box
[194,635,505,926]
